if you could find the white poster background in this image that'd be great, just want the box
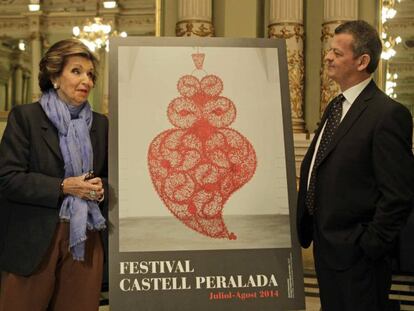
[118,46,288,218]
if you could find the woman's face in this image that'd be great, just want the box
[54,55,95,106]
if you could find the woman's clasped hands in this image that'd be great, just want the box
[61,173,104,202]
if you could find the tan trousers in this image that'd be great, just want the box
[0,222,103,311]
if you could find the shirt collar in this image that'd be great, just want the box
[342,77,372,105]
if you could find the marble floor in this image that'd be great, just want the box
[303,296,322,311]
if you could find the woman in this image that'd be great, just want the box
[0,39,108,311]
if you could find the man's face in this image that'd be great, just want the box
[325,33,361,90]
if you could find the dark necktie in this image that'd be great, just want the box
[305,94,345,215]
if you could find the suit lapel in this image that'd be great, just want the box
[40,116,63,162]
[317,80,377,166]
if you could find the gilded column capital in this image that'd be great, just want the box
[268,23,304,43]
[176,0,214,37]
[23,69,31,78]
[29,31,42,41]
[176,20,214,37]
[12,63,24,71]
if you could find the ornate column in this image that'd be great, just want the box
[22,69,31,104]
[30,33,42,101]
[28,12,43,102]
[13,64,24,106]
[320,0,358,114]
[7,75,13,110]
[176,0,214,37]
[268,0,305,133]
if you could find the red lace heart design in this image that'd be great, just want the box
[148,74,257,240]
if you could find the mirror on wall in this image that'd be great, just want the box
[382,0,414,118]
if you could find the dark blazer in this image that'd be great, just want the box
[398,208,414,273]
[297,80,414,270]
[0,102,108,276]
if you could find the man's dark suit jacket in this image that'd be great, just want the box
[297,80,414,270]
[0,102,108,276]
[398,209,414,273]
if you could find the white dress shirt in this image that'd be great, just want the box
[307,77,372,188]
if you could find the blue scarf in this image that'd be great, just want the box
[40,90,106,261]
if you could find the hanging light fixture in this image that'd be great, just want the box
[18,40,26,51]
[385,72,398,98]
[28,0,40,11]
[103,1,117,9]
[381,0,402,99]
[72,0,127,52]
[381,0,402,60]
[381,32,402,60]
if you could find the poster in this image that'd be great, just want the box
[109,37,305,310]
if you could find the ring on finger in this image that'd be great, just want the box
[90,190,96,198]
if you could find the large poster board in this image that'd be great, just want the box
[109,37,305,311]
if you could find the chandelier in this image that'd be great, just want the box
[381,32,402,60]
[381,0,401,60]
[72,1,126,52]
[28,0,40,11]
[385,72,398,98]
[381,0,402,99]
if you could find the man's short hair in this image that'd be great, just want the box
[335,20,382,74]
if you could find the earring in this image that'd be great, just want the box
[53,82,59,90]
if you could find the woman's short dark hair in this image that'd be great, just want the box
[38,39,99,92]
[335,20,382,74]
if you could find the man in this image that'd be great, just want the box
[297,20,414,311]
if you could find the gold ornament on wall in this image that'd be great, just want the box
[269,23,305,132]
[269,23,304,43]
[287,49,305,120]
[321,24,334,42]
[176,20,214,37]
[320,23,340,114]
